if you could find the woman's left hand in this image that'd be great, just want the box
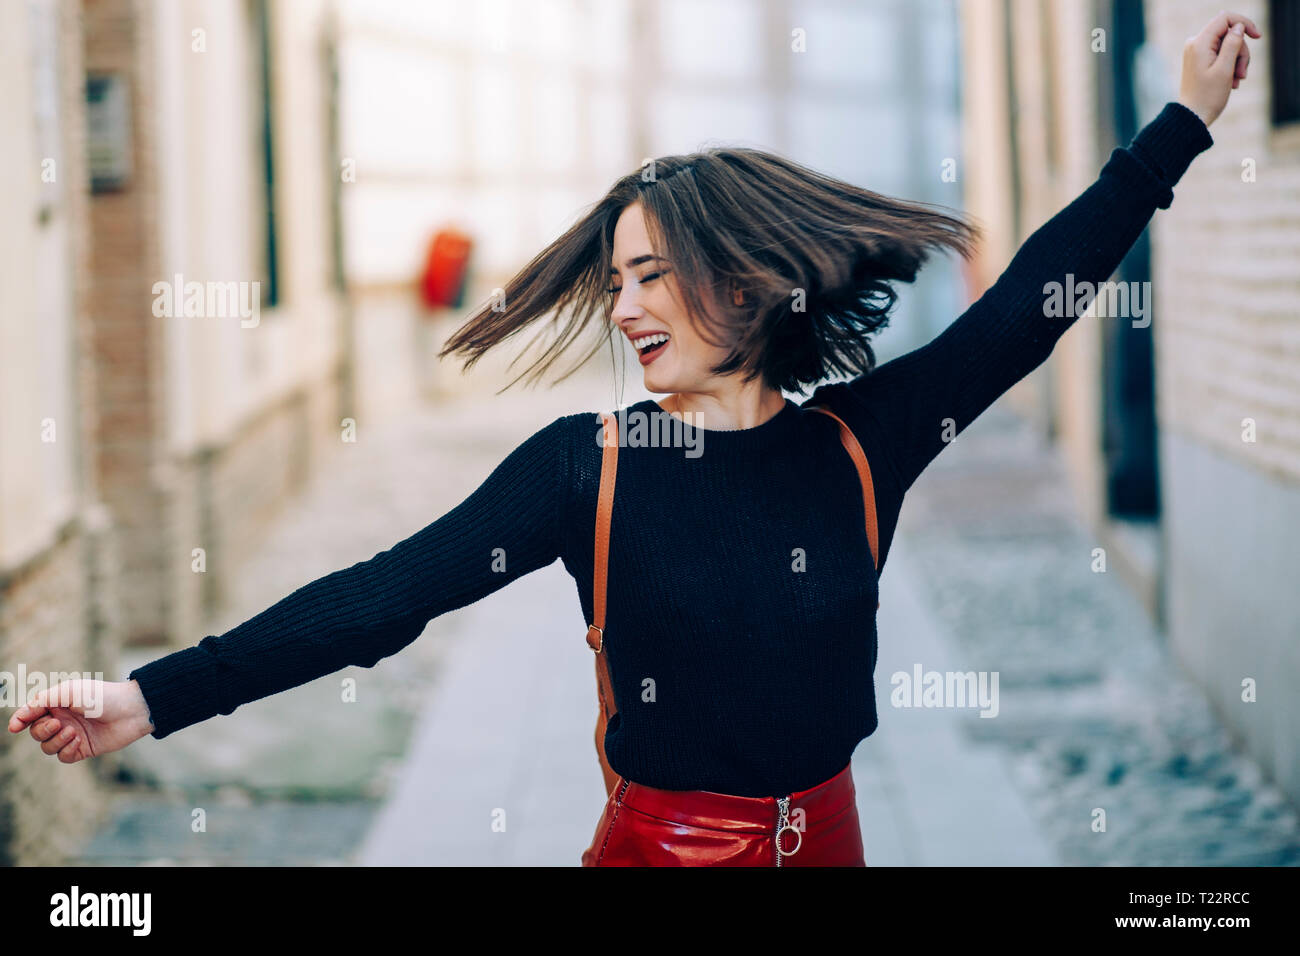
[1178,10,1262,128]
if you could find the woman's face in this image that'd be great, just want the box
[609,202,730,395]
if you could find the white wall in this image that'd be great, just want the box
[0,0,80,569]
[153,0,342,456]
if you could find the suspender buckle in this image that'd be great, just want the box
[586,624,604,653]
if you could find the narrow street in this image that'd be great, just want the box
[894,404,1300,866]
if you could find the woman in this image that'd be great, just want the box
[10,12,1257,866]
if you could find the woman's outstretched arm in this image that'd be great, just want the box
[131,413,578,738]
[843,12,1257,494]
[10,412,579,758]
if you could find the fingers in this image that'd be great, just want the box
[23,714,81,760]
[8,691,51,731]
[1214,26,1247,79]
[41,724,78,757]
[28,715,61,742]
[9,682,95,763]
[1232,30,1251,86]
[11,681,92,732]
[1200,10,1262,47]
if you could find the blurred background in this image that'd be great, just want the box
[0,0,1296,866]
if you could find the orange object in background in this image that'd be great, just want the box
[420,227,473,309]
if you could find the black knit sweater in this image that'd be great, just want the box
[129,102,1212,797]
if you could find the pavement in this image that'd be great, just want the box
[74,372,1300,866]
[888,403,1300,866]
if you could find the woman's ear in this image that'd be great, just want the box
[730,282,745,307]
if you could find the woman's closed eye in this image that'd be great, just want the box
[606,271,664,296]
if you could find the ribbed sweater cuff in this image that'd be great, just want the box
[129,645,228,739]
[1129,101,1214,188]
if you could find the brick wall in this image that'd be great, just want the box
[82,0,171,645]
[0,526,112,865]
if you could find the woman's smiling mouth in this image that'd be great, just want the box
[631,331,671,365]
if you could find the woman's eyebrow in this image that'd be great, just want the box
[609,254,667,274]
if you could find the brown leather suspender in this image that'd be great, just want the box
[585,404,880,796]
[807,404,881,590]
[587,413,622,794]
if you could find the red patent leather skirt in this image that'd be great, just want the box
[581,763,866,866]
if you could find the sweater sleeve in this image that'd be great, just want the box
[127,413,575,739]
[846,100,1213,492]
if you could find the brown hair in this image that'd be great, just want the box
[437,148,981,394]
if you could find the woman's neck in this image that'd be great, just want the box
[656,383,787,431]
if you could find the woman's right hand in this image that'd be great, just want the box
[6,679,154,763]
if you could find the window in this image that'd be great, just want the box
[250,0,279,306]
[1271,0,1300,125]
[29,0,64,220]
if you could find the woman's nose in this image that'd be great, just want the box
[611,287,642,323]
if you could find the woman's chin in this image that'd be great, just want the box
[642,369,672,393]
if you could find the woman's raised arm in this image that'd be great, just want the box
[844,12,1256,494]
